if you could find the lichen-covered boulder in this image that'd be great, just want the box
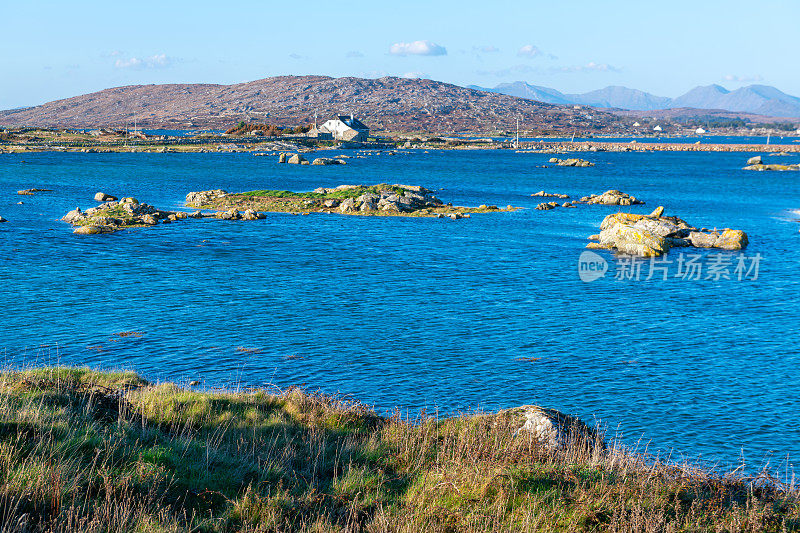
[186,190,227,207]
[599,222,669,257]
[287,153,306,164]
[498,405,602,451]
[747,155,762,165]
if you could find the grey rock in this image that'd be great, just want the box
[94,192,117,202]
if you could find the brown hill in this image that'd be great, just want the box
[0,75,623,134]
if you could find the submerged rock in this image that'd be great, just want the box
[548,158,594,167]
[311,157,346,166]
[743,163,800,171]
[73,225,115,235]
[0,216,7,223]
[532,190,570,199]
[17,188,52,195]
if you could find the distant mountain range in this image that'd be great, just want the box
[469,82,800,118]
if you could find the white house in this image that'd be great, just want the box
[318,115,369,142]
[695,127,706,134]
[632,121,641,127]
[653,125,662,132]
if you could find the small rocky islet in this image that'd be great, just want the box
[186,184,516,218]
[62,195,200,234]
[743,154,799,171]
[533,189,643,211]
[587,206,748,257]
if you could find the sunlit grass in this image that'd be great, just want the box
[0,366,796,532]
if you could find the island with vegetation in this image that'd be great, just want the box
[186,184,516,218]
[0,366,796,532]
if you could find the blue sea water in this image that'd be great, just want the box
[1,148,799,471]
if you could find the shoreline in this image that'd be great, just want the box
[1,365,797,531]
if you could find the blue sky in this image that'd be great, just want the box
[2,0,798,109]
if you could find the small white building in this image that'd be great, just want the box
[695,127,706,134]
[632,122,641,127]
[653,125,662,132]
[318,115,369,142]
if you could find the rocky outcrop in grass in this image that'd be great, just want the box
[588,206,748,256]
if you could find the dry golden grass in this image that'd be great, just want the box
[0,367,797,532]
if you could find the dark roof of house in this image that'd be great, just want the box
[336,115,369,131]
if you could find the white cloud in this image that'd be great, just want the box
[115,53,171,69]
[402,71,427,79]
[389,40,447,56]
[724,74,763,82]
[517,44,542,58]
[552,62,621,73]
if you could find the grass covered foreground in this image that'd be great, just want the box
[1,367,798,532]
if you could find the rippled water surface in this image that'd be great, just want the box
[2,149,799,469]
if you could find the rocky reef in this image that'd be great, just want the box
[532,190,642,211]
[548,157,594,167]
[531,191,570,199]
[743,155,799,171]
[579,190,644,206]
[62,196,205,234]
[186,184,516,218]
[587,206,748,257]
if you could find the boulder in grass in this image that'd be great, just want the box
[498,405,603,451]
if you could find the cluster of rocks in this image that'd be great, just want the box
[63,196,185,234]
[579,190,644,206]
[535,201,575,210]
[548,158,594,167]
[277,153,347,166]
[532,191,569,199]
[743,155,799,171]
[587,206,748,257]
[332,186,444,214]
[186,189,228,207]
[214,208,265,221]
[17,188,52,195]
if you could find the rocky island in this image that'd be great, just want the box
[587,206,748,256]
[186,184,516,218]
[62,196,196,234]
